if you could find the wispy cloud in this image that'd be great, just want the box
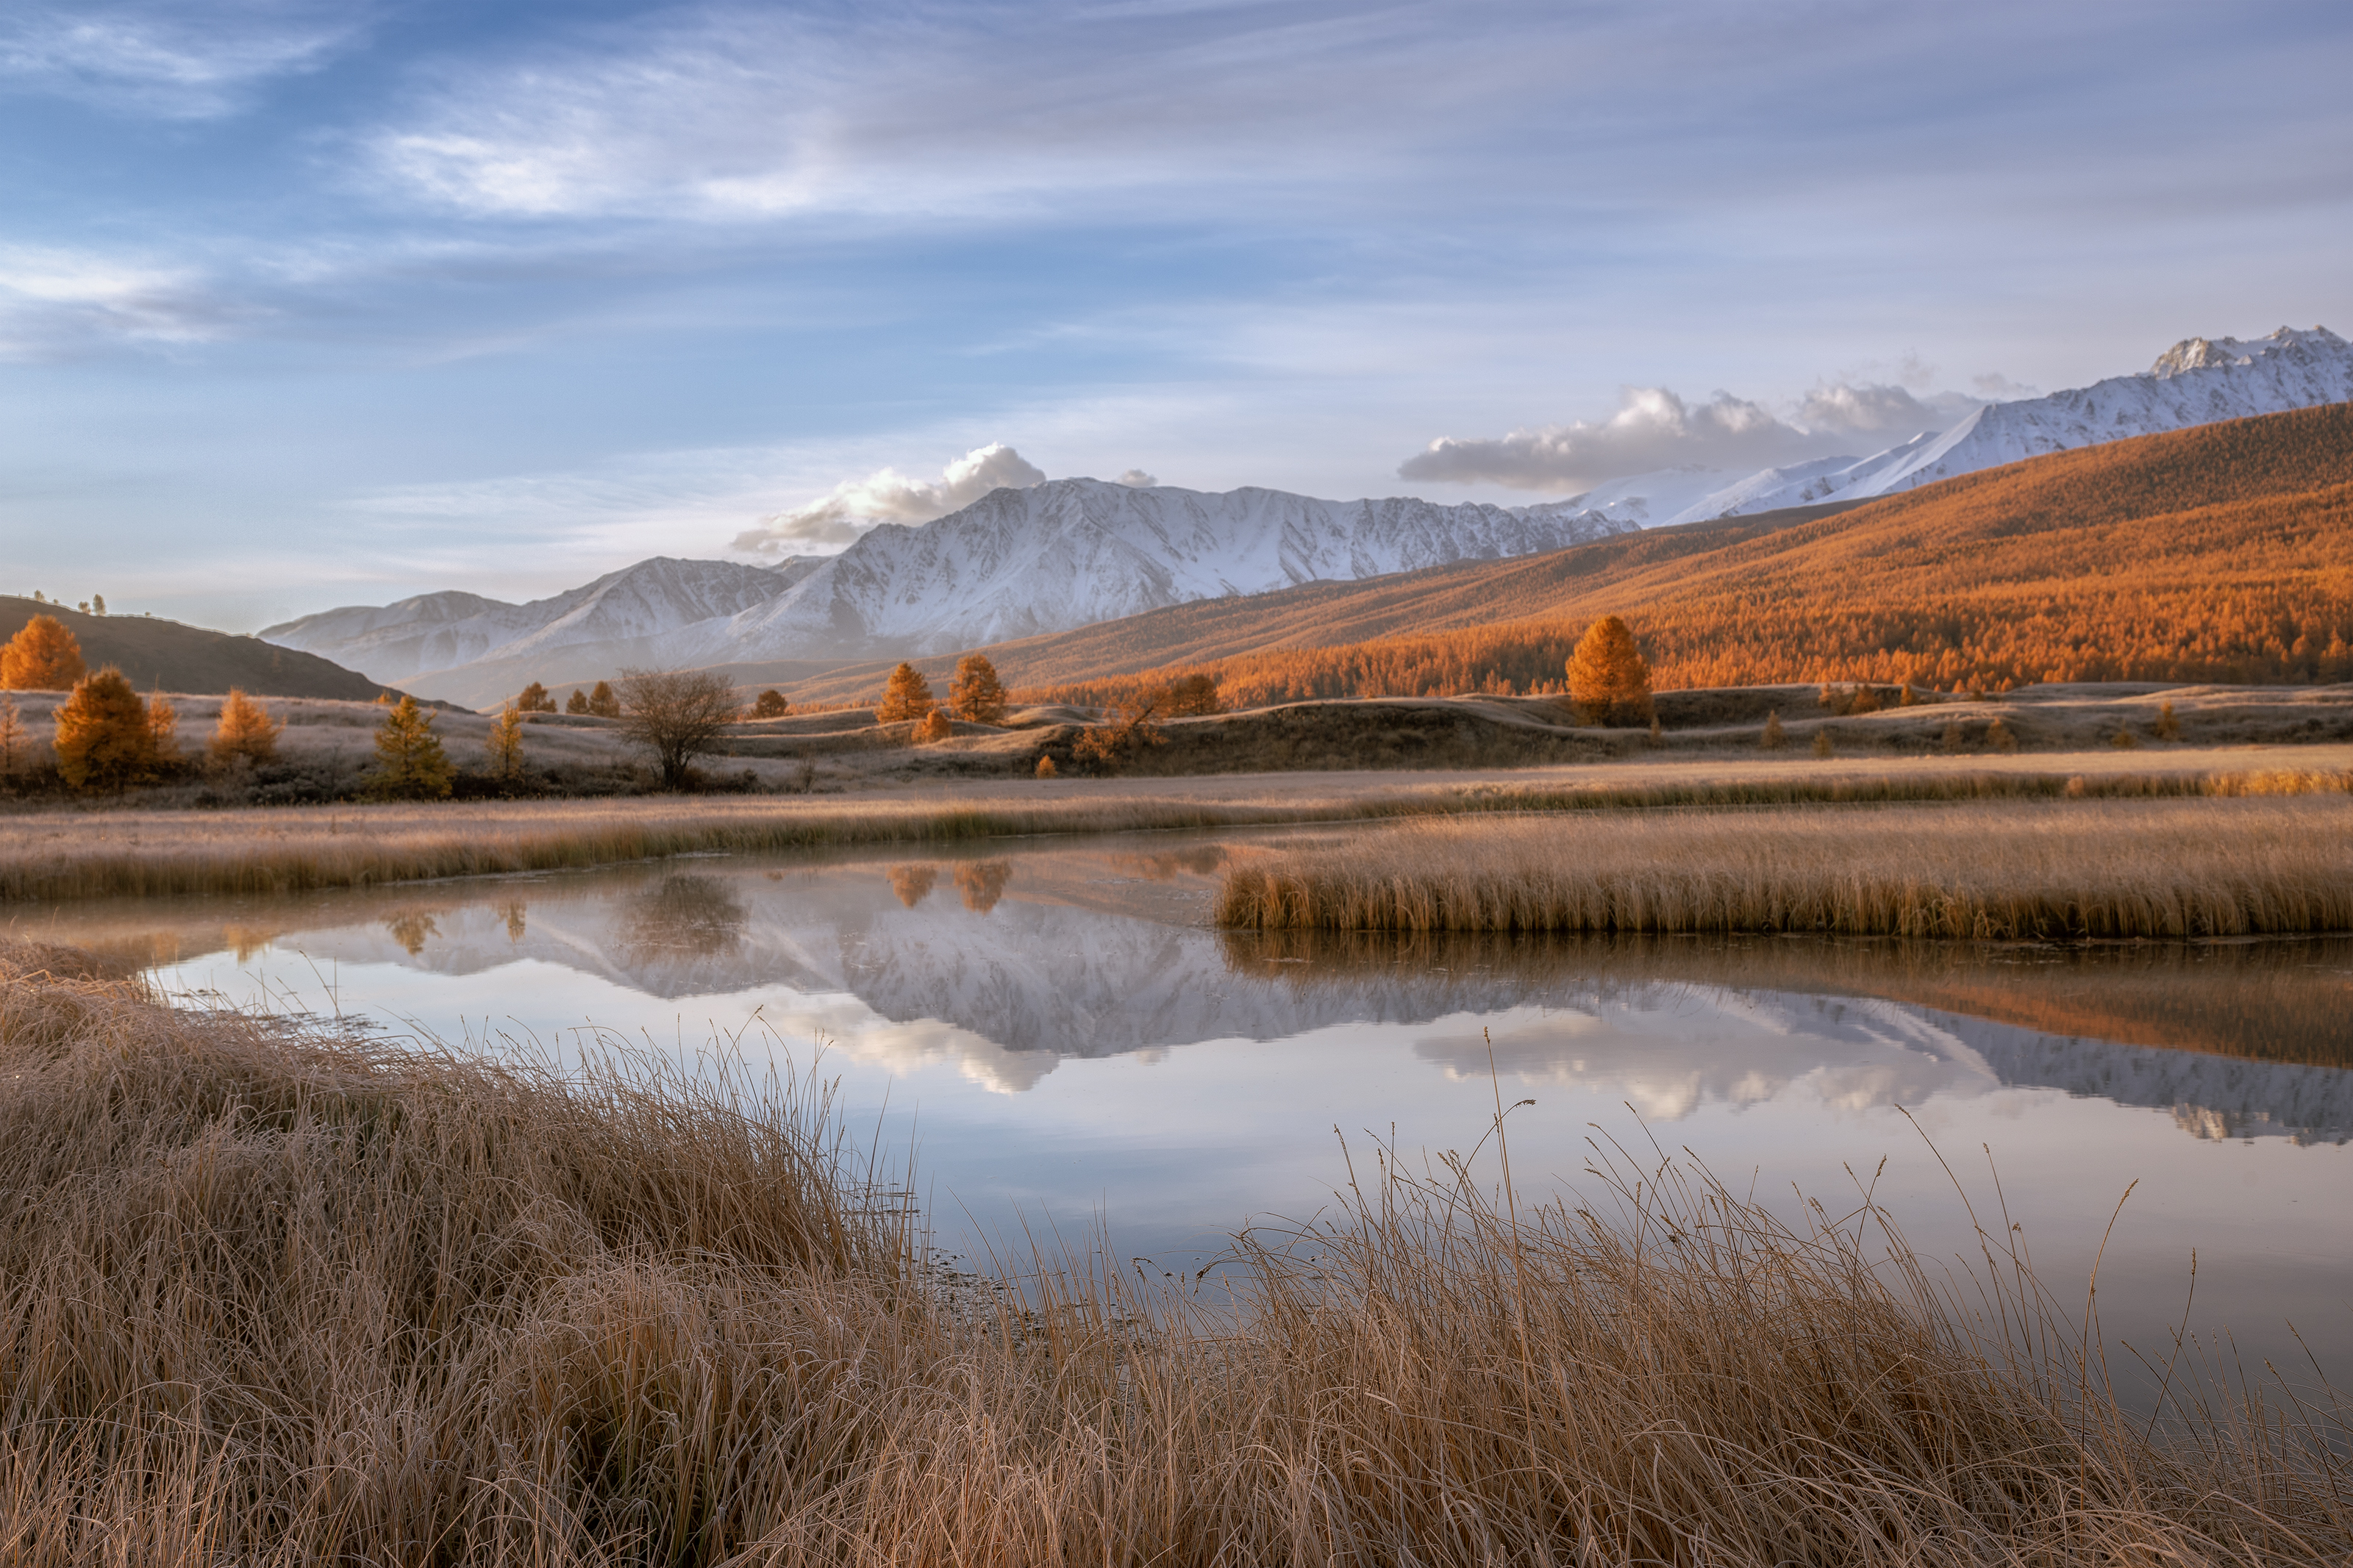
[0,245,256,357]
[0,1,363,118]
[732,444,1049,554]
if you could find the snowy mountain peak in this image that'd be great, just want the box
[2147,324,2344,379]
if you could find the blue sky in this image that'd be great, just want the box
[1,0,2347,629]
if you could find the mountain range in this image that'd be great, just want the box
[263,326,2353,706]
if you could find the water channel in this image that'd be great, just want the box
[24,828,2353,1408]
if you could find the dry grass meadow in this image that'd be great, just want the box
[5,746,2352,905]
[3,941,2348,1566]
[1215,795,2353,939]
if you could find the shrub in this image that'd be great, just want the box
[615,667,742,790]
[949,654,1007,723]
[367,695,455,800]
[0,614,85,690]
[1760,711,1786,750]
[209,688,282,766]
[751,688,790,719]
[876,662,935,723]
[913,709,953,744]
[588,680,621,718]
[52,667,159,791]
[1565,615,1652,726]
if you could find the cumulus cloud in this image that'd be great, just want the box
[1399,387,1823,493]
[732,443,1048,554]
[1400,373,2001,493]
[1115,469,1158,487]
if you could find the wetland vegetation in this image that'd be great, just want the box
[3,940,2348,1565]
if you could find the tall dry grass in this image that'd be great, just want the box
[2,943,2348,1564]
[1215,796,2353,939]
[7,762,2349,906]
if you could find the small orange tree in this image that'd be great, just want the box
[588,680,621,718]
[949,654,1007,723]
[485,702,526,787]
[53,667,159,791]
[146,690,180,765]
[876,662,935,723]
[1565,615,1652,726]
[210,688,283,766]
[1,614,85,690]
[517,681,557,714]
[751,689,790,718]
[913,709,953,743]
[565,688,590,714]
[368,695,455,799]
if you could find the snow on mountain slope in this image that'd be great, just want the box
[263,556,804,686]
[1682,325,2353,520]
[265,482,1629,698]
[672,480,1630,666]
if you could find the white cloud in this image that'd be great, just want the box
[1399,373,2001,493]
[0,245,252,357]
[0,2,360,118]
[731,443,1049,554]
[1399,387,1823,493]
[1115,468,1159,487]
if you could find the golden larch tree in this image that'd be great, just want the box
[949,654,1007,723]
[146,690,180,765]
[52,667,160,791]
[485,702,527,786]
[1565,615,1653,726]
[210,688,283,766]
[876,662,935,723]
[1,614,86,690]
[588,680,621,717]
[565,687,590,714]
[913,709,953,743]
[751,688,790,718]
[368,695,455,799]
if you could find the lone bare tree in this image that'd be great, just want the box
[616,667,741,790]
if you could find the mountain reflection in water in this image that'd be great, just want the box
[32,839,2353,1145]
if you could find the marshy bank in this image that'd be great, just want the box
[6,748,2351,905]
[1215,795,2353,939]
[2,943,2347,1566]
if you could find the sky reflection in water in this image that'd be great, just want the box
[34,833,2353,1398]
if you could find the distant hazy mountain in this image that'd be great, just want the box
[263,484,1630,702]
[1559,326,2353,526]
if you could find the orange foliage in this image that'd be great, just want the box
[1018,406,2353,703]
[1,614,85,690]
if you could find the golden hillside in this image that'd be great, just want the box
[950,401,2353,707]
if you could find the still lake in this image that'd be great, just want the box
[29,826,2353,1403]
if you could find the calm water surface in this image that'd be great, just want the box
[28,829,2353,1403]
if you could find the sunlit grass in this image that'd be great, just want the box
[0,943,2346,1564]
[1215,795,2353,938]
[6,758,2349,905]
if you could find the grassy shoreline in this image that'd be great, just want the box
[6,751,2350,905]
[2,944,2346,1564]
[1215,795,2353,939]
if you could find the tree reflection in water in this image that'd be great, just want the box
[886,864,938,908]
[954,860,1013,914]
[617,874,748,961]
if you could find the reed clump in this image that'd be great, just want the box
[1,945,2347,1562]
[1215,796,2353,939]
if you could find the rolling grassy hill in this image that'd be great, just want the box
[761,401,2353,709]
[0,599,393,701]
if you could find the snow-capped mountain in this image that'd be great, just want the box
[1568,325,2353,526]
[264,482,1630,697]
[263,556,818,688]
